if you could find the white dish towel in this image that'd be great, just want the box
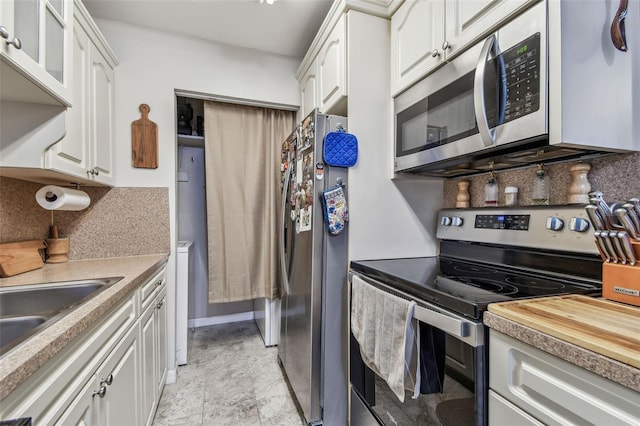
[351,274,420,402]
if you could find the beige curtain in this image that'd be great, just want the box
[204,101,295,303]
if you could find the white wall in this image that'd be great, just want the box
[94,18,301,378]
[346,11,443,261]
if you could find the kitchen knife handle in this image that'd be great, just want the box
[628,198,640,218]
[623,203,640,233]
[618,231,637,266]
[601,231,619,263]
[585,205,606,231]
[614,208,640,240]
[594,231,610,262]
[609,231,627,264]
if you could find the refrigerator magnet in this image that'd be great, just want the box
[299,206,312,232]
[315,162,325,180]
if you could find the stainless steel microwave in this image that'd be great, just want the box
[394,1,638,178]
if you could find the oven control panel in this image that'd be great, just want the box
[436,207,598,255]
[474,214,530,230]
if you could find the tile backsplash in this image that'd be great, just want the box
[0,177,170,259]
[443,152,640,208]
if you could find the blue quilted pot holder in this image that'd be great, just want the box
[323,127,358,167]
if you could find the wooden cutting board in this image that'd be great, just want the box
[0,240,47,277]
[488,295,640,368]
[131,103,158,169]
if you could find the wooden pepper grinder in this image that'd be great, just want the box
[456,180,470,208]
[567,163,591,204]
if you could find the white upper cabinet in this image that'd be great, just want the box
[391,0,445,96]
[317,14,346,115]
[45,0,117,185]
[299,59,318,121]
[391,0,538,96]
[0,0,73,106]
[444,0,536,58]
[298,14,347,119]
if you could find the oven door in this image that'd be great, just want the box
[349,272,487,426]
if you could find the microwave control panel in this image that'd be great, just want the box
[502,33,541,123]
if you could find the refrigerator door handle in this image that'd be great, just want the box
[280,166,292,296]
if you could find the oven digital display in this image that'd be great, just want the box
[474,214,530,230]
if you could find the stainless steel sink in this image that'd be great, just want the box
[0,277,123,356]
[0,316,47,349]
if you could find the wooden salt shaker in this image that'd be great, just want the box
[567,163,591,204]
[456,180,470,208]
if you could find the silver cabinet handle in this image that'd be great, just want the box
[100,374,113,386]
[87,169,95,176]
[92,386,107,398]
[442,40,451,51]
[156,280,162,287]
[156,300,164,309]
[93,168,99,176]
[431,49,440,58]
[0,26,22,49]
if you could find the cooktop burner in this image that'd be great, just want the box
[350,256,601,320]
[454,277,519,295]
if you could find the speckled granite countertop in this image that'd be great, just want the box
[484,309,640,393]
[0,254,168,401]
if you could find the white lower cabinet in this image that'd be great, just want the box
[141,286,167,426]
[0,265,167,425]
[57,324,139,426]
[489,330,640,426]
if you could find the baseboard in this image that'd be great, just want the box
[187,311,255,328]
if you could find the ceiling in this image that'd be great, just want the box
[82,0,334,59]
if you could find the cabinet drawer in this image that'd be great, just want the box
[489,331,640,426]
[140,267,166,310]
[0,292,136,424]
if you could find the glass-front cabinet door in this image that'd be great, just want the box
[0,0,73,106]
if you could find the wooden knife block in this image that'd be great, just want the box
[602,240,640,307]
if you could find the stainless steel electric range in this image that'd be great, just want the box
[349,206,602,426]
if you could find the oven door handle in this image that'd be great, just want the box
[413,305,470,339]
[474,33,502,148]
[349,272,484,347]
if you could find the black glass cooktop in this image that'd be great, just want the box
[350,257,601,320]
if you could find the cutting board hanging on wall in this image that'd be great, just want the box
[131,103,158,168]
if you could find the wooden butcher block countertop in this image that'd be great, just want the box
[485,295,640,392]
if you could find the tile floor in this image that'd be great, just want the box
[151,321,305,426]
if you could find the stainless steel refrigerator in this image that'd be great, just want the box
[278,110,348,426]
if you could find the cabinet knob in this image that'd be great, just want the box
[157,300,164,310]
[92,386,107,398]
[87,169,95,176]
[93,168,99,176]
[442,40,451,51]
[156,280,162,287]
[431,49,441,58]
[100,374,114,386]
[0,26,22,50]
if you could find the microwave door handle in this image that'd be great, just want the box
[474,34,499,147]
